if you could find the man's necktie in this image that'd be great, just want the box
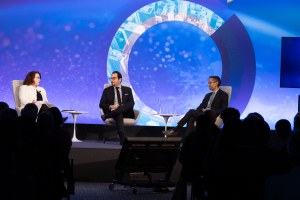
[116,87,122,106]
[207,92,215,109]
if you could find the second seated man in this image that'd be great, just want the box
[163,75,228,137]
[99,71,135,145]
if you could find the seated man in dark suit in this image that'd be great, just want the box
[99,71,135,145]
[163,76,228,137]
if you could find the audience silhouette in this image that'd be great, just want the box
[269,119,292,152]
[172,110,221,200]
[1,100,299,200]
[0,102,72,200]
[0,101,9,113]
[265,130,300,200]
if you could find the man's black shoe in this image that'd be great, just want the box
[162,129,178,137]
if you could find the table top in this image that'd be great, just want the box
[152,113,180,117]
[61,110,88,114]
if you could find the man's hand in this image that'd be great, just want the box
[110,104,119,111]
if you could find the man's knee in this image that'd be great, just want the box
[187,109,199,116]
[188,109,196,112]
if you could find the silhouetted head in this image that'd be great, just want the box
[0,108,18,121]
[244,112,264,122]
[220,117,243,149]
[21,103,38,120]
[48,107,63,127]
[195,113,213,133]
[37,111,54,131]
[293,112,300,131]
[275,119,292,141]
[0,101,9,113]
[242,118,270,149]
[287,131,300,166]
[204,109,217,124]
[220,107,240,124]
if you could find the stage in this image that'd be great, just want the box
[67,124,183,183]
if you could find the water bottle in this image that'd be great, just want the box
[158,99,162,114]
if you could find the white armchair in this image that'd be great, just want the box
[101,108,140,126]
[12,80,24,116]
[214,86,232,128]
[219,86,232,105]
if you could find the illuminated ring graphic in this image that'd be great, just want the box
[107,0,256,124]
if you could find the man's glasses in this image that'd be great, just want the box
[110,77,118,80]
[208,81,216,84]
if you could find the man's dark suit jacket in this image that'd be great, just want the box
[196,88,228,116]
[99,85,135,118]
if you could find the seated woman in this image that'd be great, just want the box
[19,71,53,115]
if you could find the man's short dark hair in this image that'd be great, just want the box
[209,76,221,86]
[112,71,122,79]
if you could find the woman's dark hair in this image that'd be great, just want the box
[23,71,41,85]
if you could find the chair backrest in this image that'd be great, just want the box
[104,83,111,89]
[100,83,112,116]
[12,80,23,116]
[101,108,140,126]
[104,83,133,88]
[219,86,232,105]
[215,86,232,128]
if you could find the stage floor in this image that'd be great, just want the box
[71,140,122,149]
[70,139,182,183]
[63,123,186,141]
